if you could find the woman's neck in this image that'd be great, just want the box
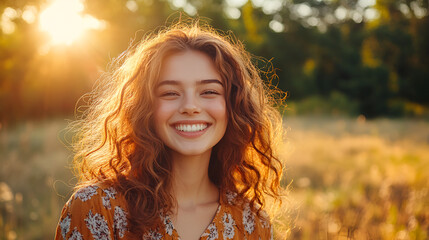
[170,149,219,209]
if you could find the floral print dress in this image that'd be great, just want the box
[55,185,273,240]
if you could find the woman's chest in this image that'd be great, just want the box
[172,202,220,240]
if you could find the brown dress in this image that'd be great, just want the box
[55,185,273,240]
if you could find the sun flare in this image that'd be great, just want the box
[39,0,105,45]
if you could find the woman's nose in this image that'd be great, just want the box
[179,94,201,115]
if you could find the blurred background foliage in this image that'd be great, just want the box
[1,0,429,239]
[0,0,428,123]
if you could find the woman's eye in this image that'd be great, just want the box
[202,90,220,95]
[160,91,179,97]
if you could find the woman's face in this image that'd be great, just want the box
[153,50,227,158]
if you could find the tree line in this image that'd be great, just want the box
[0,0,428,122]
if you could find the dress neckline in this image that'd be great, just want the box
[166,188,225,239]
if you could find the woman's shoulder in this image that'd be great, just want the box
[71,184,124,208]
[55,184,129,240]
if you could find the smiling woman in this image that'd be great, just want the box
[39,0,105,45]
[55,22,285,240]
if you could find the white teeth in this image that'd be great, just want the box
[175,124,208,132]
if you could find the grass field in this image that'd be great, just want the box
[280,117,429,240]
[1,117,428,239]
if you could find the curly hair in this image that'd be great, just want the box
[71,22,284,237]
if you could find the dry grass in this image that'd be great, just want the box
[0,120,74,240]
[1,117,428,239]
[278,117,429,240]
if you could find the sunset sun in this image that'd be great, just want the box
[39,0,105,45]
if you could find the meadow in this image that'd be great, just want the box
[280,117,429,240]
[0,117,428,239]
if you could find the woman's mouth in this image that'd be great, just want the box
[174,123,209,132]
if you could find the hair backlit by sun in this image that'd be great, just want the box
[39,0,105,46]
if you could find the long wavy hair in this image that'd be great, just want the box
[71,22,284,237]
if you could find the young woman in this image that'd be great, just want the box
[55,23,284,240]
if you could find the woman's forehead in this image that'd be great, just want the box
[158,50,223,85]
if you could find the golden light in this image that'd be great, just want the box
[39,0,105,45]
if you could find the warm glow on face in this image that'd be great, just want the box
[39,0,105,45]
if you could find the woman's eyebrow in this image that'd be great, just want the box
[157,80,179,87]
[198,79,223,86]
[157,79,223,87]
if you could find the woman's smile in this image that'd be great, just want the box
[172,121,211,138]
[174,123,208,132]
[174,125,209,138]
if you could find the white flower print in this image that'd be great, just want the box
[201,223,219,240]
[69,228,83,240]
[102,187,117,209]
[114,206,127,238]
[160,213,174,236]
[143,229,163,240]
[225,191,237,205]
[242,203,255,234]
[59,214,71,238]
[222,213,235,239]
[75,185,99,202]
[85,210,112,240]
